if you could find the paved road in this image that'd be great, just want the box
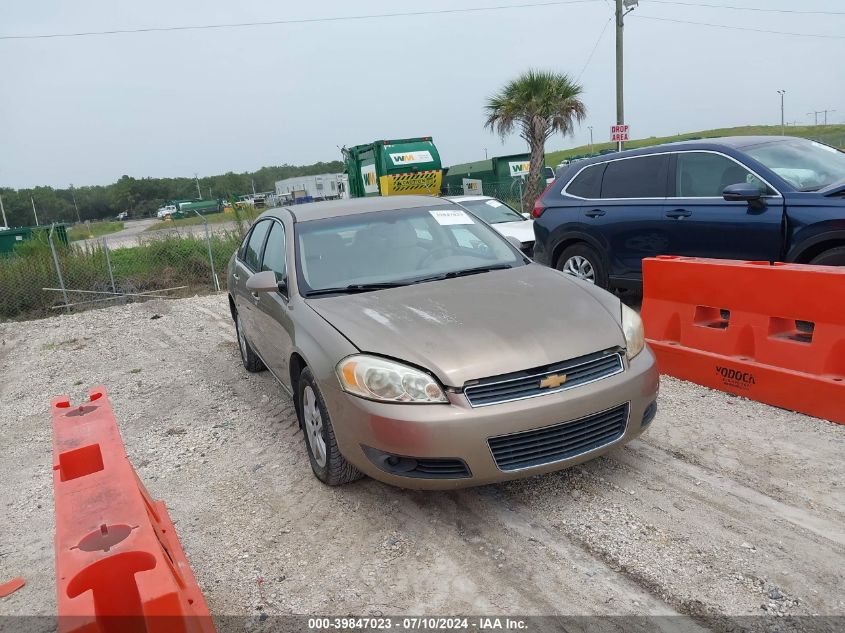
[77,218,238,251]
[77,218,158,250]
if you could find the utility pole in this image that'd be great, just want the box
[588,126,594,155]
[31,196,40,226]
[251,179,257,196]
[69,184,81,224]
[195,173,202,199]
[0,192,7,228]
[777,90,786,136]
[615,0,637,152]
[807,109,835,126]
[484,148,488,159]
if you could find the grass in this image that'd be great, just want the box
[545,124,845,166]
[144,211,237,231]
[67,221,124,241]
[0,231,243,321]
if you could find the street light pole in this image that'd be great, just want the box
[777,90,786,136]
[0,192,8,228]
[69,184,81,224]
[588,126,594,155]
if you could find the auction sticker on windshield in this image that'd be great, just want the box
[430,209,474,225]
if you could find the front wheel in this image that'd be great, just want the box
[235,311,265,373]
[557,243,609,289]
[298,368,363,486]
[809,246,845,267]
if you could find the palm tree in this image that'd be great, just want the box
[485,70,587,212]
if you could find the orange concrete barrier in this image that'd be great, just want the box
[52,387,215,633]
[641,256,845,425]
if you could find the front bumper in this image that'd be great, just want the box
[320,346,660,489]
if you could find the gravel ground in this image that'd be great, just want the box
[0,294,843,629]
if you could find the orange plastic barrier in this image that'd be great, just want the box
[641,256,845,425]
[52,387,215,633]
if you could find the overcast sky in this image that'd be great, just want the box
[1,0,843,188]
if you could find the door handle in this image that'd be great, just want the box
[233,273,240,281]
[666,209,692,219]
[585,209,606,218]
[250,292,260,302]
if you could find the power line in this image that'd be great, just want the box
[0,1,602,41]
[646,1,845,16]
[577,17,613,82]
[631,14,845,39]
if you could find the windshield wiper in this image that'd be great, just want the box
[305,282,408,297]
[412,264,514,284]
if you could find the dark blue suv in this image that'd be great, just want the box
[532,136,845,289]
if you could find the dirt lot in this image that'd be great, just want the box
[1,294,843,629]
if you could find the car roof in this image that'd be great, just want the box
[572,135,795,166]
[264,195,453,222]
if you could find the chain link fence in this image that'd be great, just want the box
[1,215,251,322]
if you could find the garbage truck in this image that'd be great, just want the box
[342,137,443,197]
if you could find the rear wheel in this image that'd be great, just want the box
[557,243,609,289]
[298,368,363,486]
[809,246,845,267]
[235,312,265,373]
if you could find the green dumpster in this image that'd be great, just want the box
[0,225,69,255]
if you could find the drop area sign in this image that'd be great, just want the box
[611,125,630,142]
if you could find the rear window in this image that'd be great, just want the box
[566,164,604,198]
[601,155,668,198]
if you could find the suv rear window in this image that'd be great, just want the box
[601,155,668,198]
[566,164,604,198]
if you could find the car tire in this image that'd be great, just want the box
[556,243,609,289]
[298,367,363,486]
[809,246,845,267]
[235,311,265,373]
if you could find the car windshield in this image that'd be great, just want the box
[745,138,845,191]
[295,205,525,294]
[455,198,526,224]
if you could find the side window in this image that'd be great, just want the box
[675,152,768,197]
[601,155,668,199]
[244,220,271,271]
[566,164,604,198]
[261,222,287,283]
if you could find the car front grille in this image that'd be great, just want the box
[463,351,624,407]
[488,403,629,471]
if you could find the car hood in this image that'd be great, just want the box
[305,264,625,387]
[491,220,535,243]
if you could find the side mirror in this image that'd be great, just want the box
[247,270,285,293]
[505,235,523,251]
[521,212,531,220]
[723,182,762,203]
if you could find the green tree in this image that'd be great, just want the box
[485,70,587,211]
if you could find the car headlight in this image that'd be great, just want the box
[621,303,645,360]
[336,355,448,403]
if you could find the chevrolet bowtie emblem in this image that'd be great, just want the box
[539,373,567,389]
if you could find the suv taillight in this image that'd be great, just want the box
[531,178,556,218]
